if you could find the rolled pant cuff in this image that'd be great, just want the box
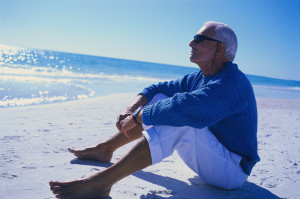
[142,128,163,165]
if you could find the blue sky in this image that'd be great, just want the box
[0,0,299,80]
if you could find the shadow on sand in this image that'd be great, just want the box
[70,159,283,199]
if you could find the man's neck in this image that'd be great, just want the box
[200,60,226,76]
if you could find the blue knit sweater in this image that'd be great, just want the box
[140,62,260,175]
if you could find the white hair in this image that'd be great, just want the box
[203,21,238,61]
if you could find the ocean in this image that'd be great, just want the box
[1,44,300,108]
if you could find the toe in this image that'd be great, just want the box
[68,148,76,153]
[50,181,62,187]
[49,181,58,187]
[49,181,71,188]
[51,186,62,194]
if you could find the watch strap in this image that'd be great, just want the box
[132,107,141,125]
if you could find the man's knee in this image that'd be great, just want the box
[148,93,169,105]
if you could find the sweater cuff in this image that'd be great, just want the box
[138,90,155,103]
[142,104,153,126]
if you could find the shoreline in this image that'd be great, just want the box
[1,83,300,110]
[0,93,299,199]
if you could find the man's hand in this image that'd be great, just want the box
[116,94,147,137]
[119,115,136,137]
[116,110,132,132]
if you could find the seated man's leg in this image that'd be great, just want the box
[50,136,152,199]
[143,125,248,190]
[183,127,247,189]
[68,123,144,162]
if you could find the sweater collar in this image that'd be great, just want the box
[202,61,235,79]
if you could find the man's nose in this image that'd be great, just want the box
[189,39,195,47]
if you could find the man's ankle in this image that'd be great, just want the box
[96,142,115,153]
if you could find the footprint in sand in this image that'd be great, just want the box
[1,136,21,141]
[1,173,18,179]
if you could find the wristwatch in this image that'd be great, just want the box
[132,107,142,125]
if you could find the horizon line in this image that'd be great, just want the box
[1,43,300,82]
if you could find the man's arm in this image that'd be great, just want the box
[117,72,198,136]
[122,94,147,114]
[142,77,246,129]
[139,72,196,102]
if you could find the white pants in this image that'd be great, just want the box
[142,93,248,190]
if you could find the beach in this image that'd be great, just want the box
[0,93,299,199]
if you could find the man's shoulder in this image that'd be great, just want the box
[220,63,251,85]
[220,63,256,101]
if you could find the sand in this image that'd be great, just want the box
[0,93,299,199]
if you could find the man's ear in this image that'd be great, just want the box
[216,43,225,54]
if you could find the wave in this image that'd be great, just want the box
[0,64,169,83]
[0,96,69,107]
[252,85,300,91]
[2,64,299,92]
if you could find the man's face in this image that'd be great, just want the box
[189,26,219,67]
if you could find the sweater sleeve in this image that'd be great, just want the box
[138,72,197,102]
[142,76,247,129]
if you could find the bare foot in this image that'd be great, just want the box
[68,143,113,162]
[49,178,111,199]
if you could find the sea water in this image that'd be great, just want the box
[1,44,300,108]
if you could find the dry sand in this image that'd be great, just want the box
[0,93,299,199]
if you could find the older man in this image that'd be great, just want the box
[50,21,260,198]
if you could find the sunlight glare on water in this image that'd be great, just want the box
[1,44,300,108]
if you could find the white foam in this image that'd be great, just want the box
[0,74,72,84]
[0,96,68,107]
[77,94,88,100]
[253,85,300,91]
[0,65,168,83]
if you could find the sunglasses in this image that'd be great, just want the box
[194,34,221,43]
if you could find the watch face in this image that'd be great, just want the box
[132,107,142,125]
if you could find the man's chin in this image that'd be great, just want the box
[190,57,197,63]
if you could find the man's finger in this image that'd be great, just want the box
[123,116,135,131]
[116,122,121,131]
[120,116,135,135]
[123,130,130,138]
